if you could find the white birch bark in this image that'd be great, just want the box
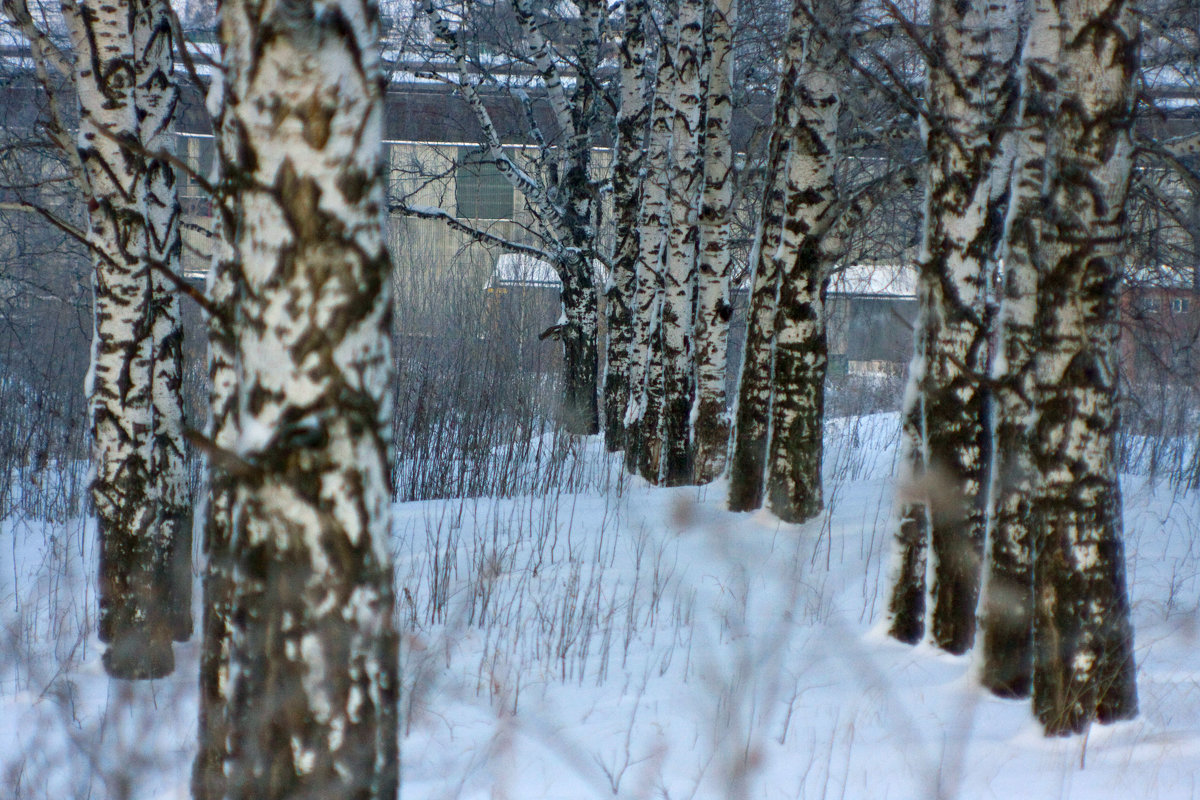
[625,12,676,479]
[62,0,174,679]
[659,0,706,485]
[727,41,795,513]
[980,0,1052,699]
[761,0,848,523]
[3,0,195,678]
[194,72,237,800]
[691,0,736,484]
[887,0,1018,652]
[220,0,399,793]
[728,0,847,521]
[6,0,191,682]
[135,0,192,643]
[512,0,576,147]
[604,0,651,451]
[1030,0,1138,736]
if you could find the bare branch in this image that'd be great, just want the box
[512,0,578,144]
[390,201,556,263]
[1138,135,1200,193]
[420,0,570,246]
[1131,169,1196,230]
[1,0,70,77]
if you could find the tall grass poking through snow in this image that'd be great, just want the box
[394,412,902,716]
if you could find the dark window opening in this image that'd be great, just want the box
[456,149,513,220]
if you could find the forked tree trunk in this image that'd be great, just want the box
[659,0,706,486]
[1030,0,1138,736]
[424,0,601,437]
[691,0,736,483]
[64,0,174,679]
[220,0,399,794]
[605,0,651,451]
[887,0,1016,653]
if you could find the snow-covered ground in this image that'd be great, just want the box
[3,413,1200,799]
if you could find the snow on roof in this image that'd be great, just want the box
[489,254,610,289]
[491,254,561,287]
[828,265,917,298]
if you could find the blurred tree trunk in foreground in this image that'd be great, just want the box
[218,0,400,794]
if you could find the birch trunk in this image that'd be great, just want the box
[727,76,791,512]
[691,0,735,483]
[559,255,600,436]
[135,0,192,643]
[559,0,602,437]
[220,0,399,793]
[195,249,237,800]
[888,0,1016,653]
[605,0,650,452]
[194,79,237,800]
[728,0,844,520]
[63,0,174,679]
[1030,0,1138,736]
[980,0,1052,699]
[659,0,706,485]
[8,0,193,673]
[625,20,675,480]
[762,0,848,523]
[886,386,930,642]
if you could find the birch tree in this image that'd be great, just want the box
[194,65,237,800]
[624,5,676,479]
[2,0,195,678]
[690,0,736,483]
[60,0,168,678]
[657,0,706,485]
[136,0,192,644]
[218,0,399,793]
[980,0,1049,699]
[1027,0,1138,736]
[622,0,740,485]
[727,0,852,522]
[886,0,1018,651]
[604,0,651,451]
[726,58,789,513]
